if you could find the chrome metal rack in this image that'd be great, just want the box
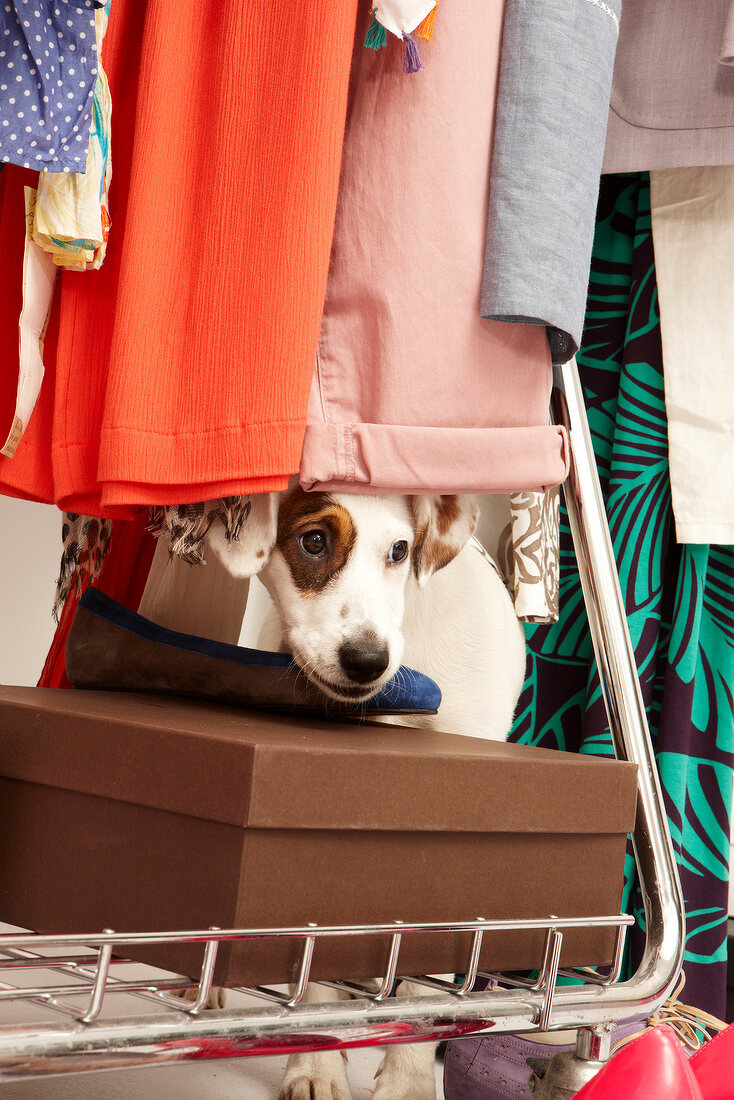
[0,359,685,1091]
[0,913,632,1079]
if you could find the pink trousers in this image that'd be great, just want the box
[300,0,568,496]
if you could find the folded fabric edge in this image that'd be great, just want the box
[300,424,569,495]
[602,105,734,174]
[478,312,580,366]
[672,522,734,545]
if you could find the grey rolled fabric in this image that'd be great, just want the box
[481,0,621,364]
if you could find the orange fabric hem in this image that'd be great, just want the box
[0,420,303,516]
[100,473,291,508]
[97,419,307,488]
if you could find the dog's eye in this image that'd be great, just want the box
[388,540,409,564]
[299,529,327,557]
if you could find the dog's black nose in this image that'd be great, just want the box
[338,641,390,684]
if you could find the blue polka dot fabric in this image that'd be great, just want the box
[0,0,103,172]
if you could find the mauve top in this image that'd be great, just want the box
[603,0,734,172]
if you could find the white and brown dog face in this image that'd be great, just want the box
[208,489,478,704]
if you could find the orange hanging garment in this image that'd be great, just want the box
[0,0,359,517]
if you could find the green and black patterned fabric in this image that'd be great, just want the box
[510,173,734,1018]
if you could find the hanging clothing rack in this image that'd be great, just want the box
[0,358,685,1093]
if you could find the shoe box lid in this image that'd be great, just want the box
[0,686,637,835]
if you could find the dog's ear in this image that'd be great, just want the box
[410,495,479,587]
[206,493,279,577]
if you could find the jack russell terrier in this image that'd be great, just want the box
[209,488,527,1100]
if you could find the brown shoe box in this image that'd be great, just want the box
[0,687,637,986]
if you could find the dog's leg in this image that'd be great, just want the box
[177,983,227,1010]
[372,980,438,1100]
[277,982,352,1100]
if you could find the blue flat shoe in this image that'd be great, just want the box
[66,586,442,718]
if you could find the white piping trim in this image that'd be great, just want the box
[582,0,619,32]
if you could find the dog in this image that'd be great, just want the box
[208,488,527,1100]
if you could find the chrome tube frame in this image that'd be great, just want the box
[552,356,685,1012]
[0,358,685,1080]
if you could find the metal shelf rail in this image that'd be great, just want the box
[0,359,686,1090]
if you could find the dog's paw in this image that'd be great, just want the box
[373,1053,436,1100]
[277,1051,351,1100]
[176,981,227,1010]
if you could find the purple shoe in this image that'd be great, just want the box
[443,1019,646,1099]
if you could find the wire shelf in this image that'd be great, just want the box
[0,912,632,1080]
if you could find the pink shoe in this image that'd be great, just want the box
[572,1026,701,1099]
[689,1019,734,1100]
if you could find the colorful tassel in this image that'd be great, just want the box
[416,2,437,42]
[365,9,387,50]
[402,31,423,73]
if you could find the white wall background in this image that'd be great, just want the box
[0,497,60,686]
